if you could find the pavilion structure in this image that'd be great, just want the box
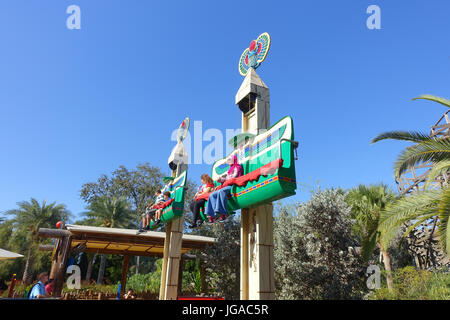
[38,224,215,298]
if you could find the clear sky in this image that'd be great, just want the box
[0,1,449,221]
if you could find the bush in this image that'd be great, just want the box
[182,258,202,294]
[274,189,366,300]
[201,217,240,299]
[368,266,450,300]
[125,267,161,294]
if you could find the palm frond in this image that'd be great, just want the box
[346,184,397,258]
[83,196,133,229]
[437,188,450,254]
[361,232,379,262]
[379,207,439,251]
[378,189,442,249]
[394,138,450,177]
[371,131,432,144]
[402,213,437,237]
[412,95,450,108]
[379,189,441,229]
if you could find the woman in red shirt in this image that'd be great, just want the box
[189,174,214,228]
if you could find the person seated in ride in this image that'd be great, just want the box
[139,190,165,232]
[205,154,243,223]
[139,201,155,232]
[188,174,214,228]
[154,191,172,226]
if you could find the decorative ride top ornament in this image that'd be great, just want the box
[176,117,190,143]
[238,32,271,76]
[168,117,190,171]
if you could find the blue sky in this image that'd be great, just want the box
[0,1,449,221]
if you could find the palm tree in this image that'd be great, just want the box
[371,95,450,257]
[6,198,71,284]
[346,184,397,290]
[82,196,133,284]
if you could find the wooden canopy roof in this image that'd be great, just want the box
[39,224,215,257]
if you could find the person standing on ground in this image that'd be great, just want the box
[29,272,49,299]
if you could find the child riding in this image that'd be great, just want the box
[138,190,165,233]
[153,191,172,226]
[188,173,214,228]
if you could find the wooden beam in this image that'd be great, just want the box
[71,234,165,247]
[69,233,211,250]
[182,253,197,260]
[77,247,166,257]
[70,233,211,250]
[38,228,71,239]
[39,244,54,251]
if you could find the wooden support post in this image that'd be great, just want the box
[177,255,184,297]
[237,67,274,300]
[7,274,16,298]
[248,204,275,300]
[120,255,130,299]
[52,235,72,298]
[50,258,57,282]
[240,208,249,300]
[201,260,207,295]
[164,215,184,300]
[160,163,187,300]
[241,205,275,300]
[159,221,172,300]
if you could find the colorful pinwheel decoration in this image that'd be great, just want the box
[238,32,271,76]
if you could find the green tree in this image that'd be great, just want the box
[371,95,450,256]
[199,216,241,299]
[346,184,397,291]
[80,163,197,275]
[82,196,133,284]
[0,219,23,280]
[80,163,165,221]
[274,190,365,300]
[80,162,197,227]
[5,198,71,284]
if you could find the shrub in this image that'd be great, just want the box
[368,266,450,300]
[201,217,240,299]
[274,189,366,300]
